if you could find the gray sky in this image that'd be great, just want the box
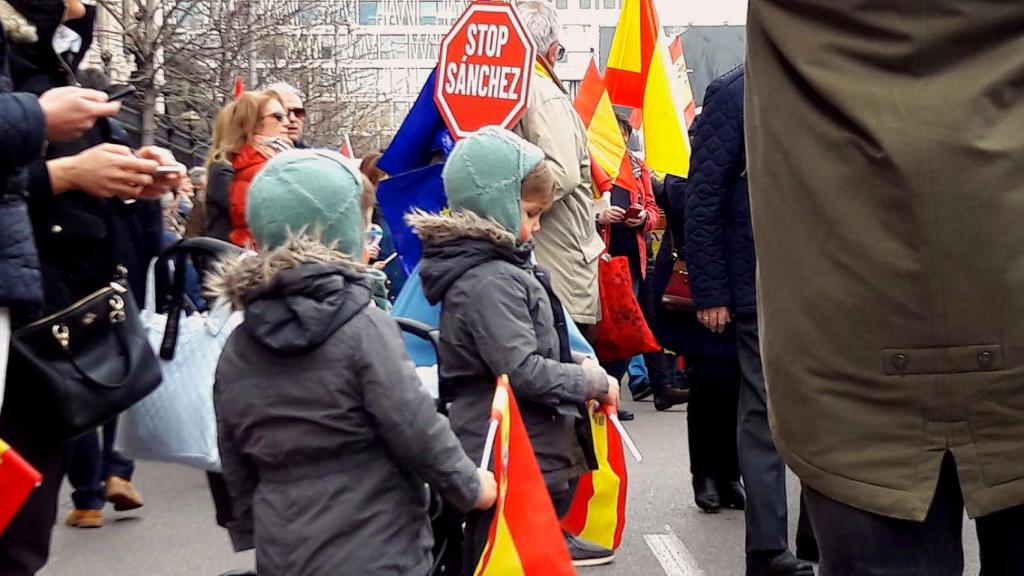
[655,0,747,26]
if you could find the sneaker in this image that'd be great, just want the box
[566,534,615,567]
[106,476,144,511]
[65,509,103,528]
[630,379,653,401]
[617,409,635,422]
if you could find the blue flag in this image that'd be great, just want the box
[378,70,455,176]
[376,163,447,274]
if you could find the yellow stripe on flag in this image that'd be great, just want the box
[642,42,692,177]
[578,410,622,550]
[606,0,643,74]
[588,90,627,180]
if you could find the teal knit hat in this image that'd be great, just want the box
[442,126,546,234]
[247,149,366,255]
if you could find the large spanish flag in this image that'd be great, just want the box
[573,58,638,195]
[474,377,575,576]
[605,0,693,177]
[561,403,628,550]
[0,439,42,534]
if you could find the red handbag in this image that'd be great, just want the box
[661,255,694,313]
[594,229,661,362]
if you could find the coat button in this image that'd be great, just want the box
[50,225,62,234]
[892,353,910,372]
[978,351,994,369]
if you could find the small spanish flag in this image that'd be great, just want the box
[474,376,575,576]
[0,439,43,534]
[573,57,638,194]
[561,403,628,550]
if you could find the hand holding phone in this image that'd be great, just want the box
[624,206,643,221]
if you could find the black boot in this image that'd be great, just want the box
[653,386,689,411]
[693,476,720,513]
[746,550,815,576]
[717,479,746,510]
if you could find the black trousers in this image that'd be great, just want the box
[0,408,69,576]
[461,478,577,575]
[805,453,1024,576]
[686,354,740,481]
[735,314,790,553]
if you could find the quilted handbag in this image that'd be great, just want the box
[116,239,245,471]
[594,240,661,362]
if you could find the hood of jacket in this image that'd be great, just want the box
[0,1,36,44]
[409,210,532,305]
[209,235,372,353]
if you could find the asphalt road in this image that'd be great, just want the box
[42,397,981,576]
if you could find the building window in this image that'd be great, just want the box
[556,0,567,8]
[603,0,616,8]
[358,1,380,25]
[420,0,441,25]
[379,35,407,59]
[580,0,591,8]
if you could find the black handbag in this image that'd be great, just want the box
[8,280,162,443]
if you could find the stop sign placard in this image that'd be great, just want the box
[435,1,537,139]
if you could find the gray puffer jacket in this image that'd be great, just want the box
[412,211,607,488]
[212,236,480,576]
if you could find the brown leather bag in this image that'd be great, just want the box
[661,255,694,312]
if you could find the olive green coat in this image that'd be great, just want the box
[746,0,1024,521]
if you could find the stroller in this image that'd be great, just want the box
[394,317,464,576]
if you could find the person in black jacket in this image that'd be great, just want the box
[685,66,815,576]
[0,2,184,573]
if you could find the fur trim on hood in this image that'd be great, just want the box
[0,1,36,43]
[208,234,364,310]
[407,209,518,250]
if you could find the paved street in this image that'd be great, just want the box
[43,397,981,575]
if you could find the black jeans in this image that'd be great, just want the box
[686,354,740,481]
[461,478,578,575]
[68,419,135,509]
[805,453,1024,576]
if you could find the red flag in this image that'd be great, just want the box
[232,76,245,101]
[573,58,638,195]
[339,134,354,159]
[474,376,575,576]
[604,0,660,108]
[562,404,628,550]
[0,440,42,534]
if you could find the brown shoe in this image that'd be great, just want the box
[106,476,144,511]
[66,509,103,528]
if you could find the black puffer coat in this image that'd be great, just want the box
[0,11,47,311]
[684,66,755,314]
[213,237,481,576]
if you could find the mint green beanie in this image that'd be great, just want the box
[442,126,546,234]
[247,149,366,255]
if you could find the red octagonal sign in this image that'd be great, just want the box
[435,1,537,140]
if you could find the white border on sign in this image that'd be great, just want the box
[434,1,538,139]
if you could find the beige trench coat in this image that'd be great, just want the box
[746,0,1024,521]
[516,64,604,325]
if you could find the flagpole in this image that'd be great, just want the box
[609,413,644,463]
[480,419,498,470]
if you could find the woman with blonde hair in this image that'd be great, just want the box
[202,90,291,247]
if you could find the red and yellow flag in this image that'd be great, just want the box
[0,439,42,534]
[474,376,575,576]
[605,0,693,177]
[561,404,628,550]
[573,58,638,194]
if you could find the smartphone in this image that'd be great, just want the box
[624,206,643,220]
[155,165,185,175]
[107,86,136,102]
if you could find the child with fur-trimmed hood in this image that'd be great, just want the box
[410,126,620,567]
[211,149,496,576]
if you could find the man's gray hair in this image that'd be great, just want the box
[188,166,207,183]
[266,82,304,101]
[516,1,560,53]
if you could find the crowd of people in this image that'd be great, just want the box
[1,0,1023,576]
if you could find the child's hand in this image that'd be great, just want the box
[475,469,497,510]
[602,376,621,408]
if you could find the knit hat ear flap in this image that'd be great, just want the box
[0,1,37,43]
[247,149,367,256]
[442,126,545,235]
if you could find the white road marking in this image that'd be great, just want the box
[644,525,704,576]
